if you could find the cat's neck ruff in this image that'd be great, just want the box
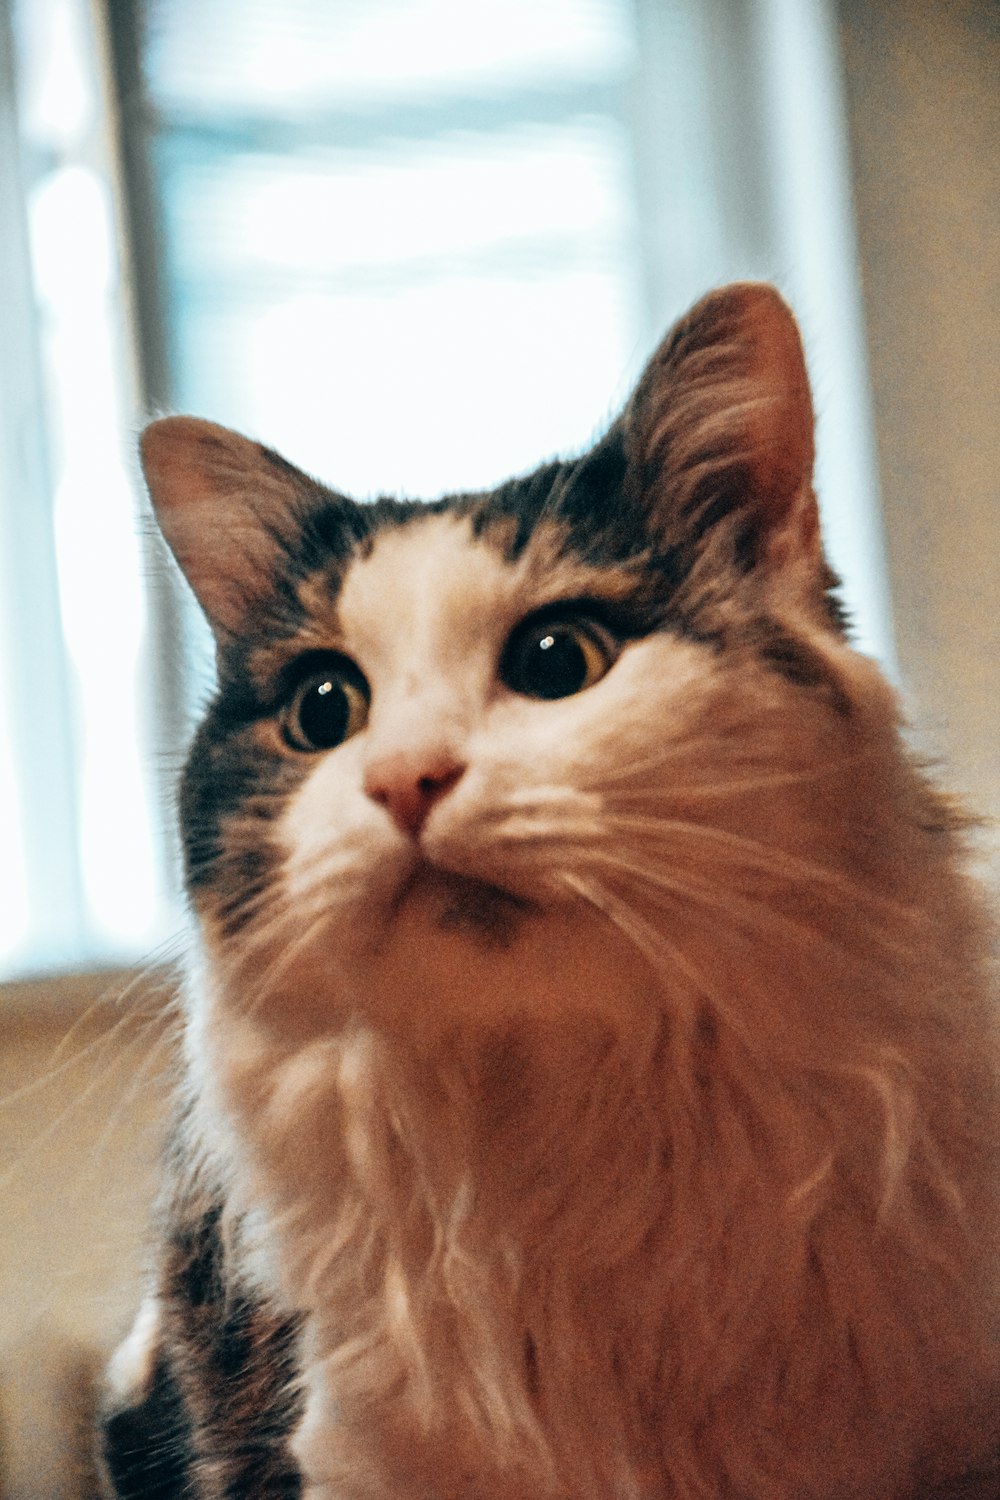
[188,824,1000,1498]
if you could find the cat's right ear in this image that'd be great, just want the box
[140,416,303,643]
[624,283,822,597]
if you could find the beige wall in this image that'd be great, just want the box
[0,975,173,1499]
[838,0,1000,831]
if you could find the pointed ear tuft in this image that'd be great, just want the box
[627,283,820,578]
[141,416,305,642]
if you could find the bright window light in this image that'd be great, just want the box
[1,0,174,977]
[148,0,634,112]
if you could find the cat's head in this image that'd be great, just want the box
[143,284,891,1043]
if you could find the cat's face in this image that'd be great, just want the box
[144,284,878,1043]
[252,506,718,1036]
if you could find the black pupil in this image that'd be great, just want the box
[519,629,588,700]
[297,677,350,748]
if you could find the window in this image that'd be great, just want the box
[116,0,649,494]
[0,0,174,977]
[0,0,893,981]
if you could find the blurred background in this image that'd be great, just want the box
[0,0,997,1491]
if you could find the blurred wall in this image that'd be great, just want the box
[837,0,1000,832]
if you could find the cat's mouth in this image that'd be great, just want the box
[390,860,532,948]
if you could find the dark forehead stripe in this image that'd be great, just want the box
[248,431,648,646]
[465,431,643,568]
[296,492,428,568]
[257,493,440,637]
[457,437,718,637]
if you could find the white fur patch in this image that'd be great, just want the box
[103,1296,161,1404]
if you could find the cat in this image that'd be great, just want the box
[97,283,1000,1500]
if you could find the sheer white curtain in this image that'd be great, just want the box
[0,0,892,982]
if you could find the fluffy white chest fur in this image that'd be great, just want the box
[109,283,1000,1500]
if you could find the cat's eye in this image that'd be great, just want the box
[282,658,370,752]
[500,614,616,700]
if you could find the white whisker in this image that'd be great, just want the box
[578,742,877,795]
[594,812,926,930]
[575,844,916,971]
[0,1005,178,1193]
[558,868,758,1050]
[211,889,339,1025]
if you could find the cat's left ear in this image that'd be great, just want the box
[625,282,822,593]
[141,416,306,643]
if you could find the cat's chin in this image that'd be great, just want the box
[330,858,665,1043]
[387,861,532,950]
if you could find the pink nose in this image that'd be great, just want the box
[363,751,465,836]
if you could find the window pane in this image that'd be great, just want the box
[146,0,635,113]
[0,0,176,978]
[157,121,644,494]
